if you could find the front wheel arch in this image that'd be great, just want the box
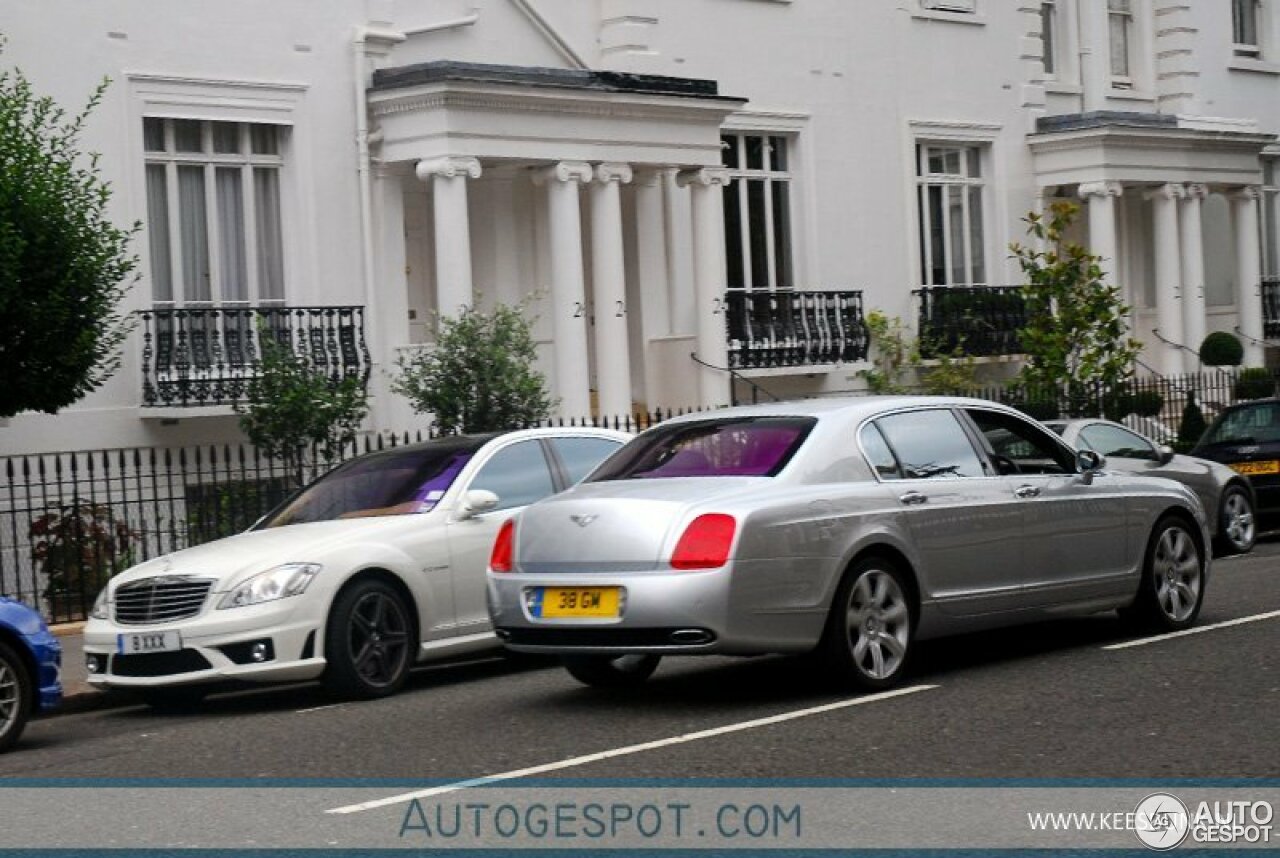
[320,568,420,663]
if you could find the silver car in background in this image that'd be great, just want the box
[487,397,1211,691]
[1046,419,1256,555]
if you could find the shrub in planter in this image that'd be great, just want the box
[1177,391,1207,450]
[1199,332,1244,368]
[1129,389,1164,418]
[30,501,137,617]
[1234,367,1277,400]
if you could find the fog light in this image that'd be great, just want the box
[85,654,103,674]
[250,642,269,663]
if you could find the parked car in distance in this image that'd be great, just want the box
[488,397,1211,691]
[0,596,62,752]
[1191,398,1280,515]
[1046,418,1256,555]
[83,428,629,708]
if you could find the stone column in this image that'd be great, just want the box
[1147,183,1185,375]
[1078,181,1124,283]
[415,156,481,320]
[1179,184,1209,371]
[677,166,733,409]
[590,163,634,418]
[1232,186,1266,366]
[633,169,673,407]
[534,161,594,418]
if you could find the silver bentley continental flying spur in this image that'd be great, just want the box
[486,397,1211,691]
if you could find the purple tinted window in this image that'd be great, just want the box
[591,417,814,481]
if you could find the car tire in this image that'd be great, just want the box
[137,686,209,712]
[322,579,414,700]
[0,641,33,754]
[1121,516,1206,633]
[562,654,661,688]
[1215,485,1256,556]
[820,556,916,691]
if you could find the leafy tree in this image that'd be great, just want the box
[1010,202,1141,417]
[394,301,553,434]
[859,310,979,395]
[235,331,369,483]
[0,60,137,417]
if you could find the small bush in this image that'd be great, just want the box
[1199,332,1244,368]
[1129,390,1164,418]
[30,501,136,615]
[1178,391,1207,449]
[1234,367,1277,400]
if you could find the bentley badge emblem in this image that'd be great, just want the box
[570,514,598,528]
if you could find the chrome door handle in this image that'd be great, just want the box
[899,491,928,506]
[1014,485,1042,499]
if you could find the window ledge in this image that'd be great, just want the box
[1228,57,1280,75]
[1106,88,1157,103]
[1045,81,1083,95]
[910,9,987,26]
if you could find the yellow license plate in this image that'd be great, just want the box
[534,587,620,618]
[1230,460,1280,475]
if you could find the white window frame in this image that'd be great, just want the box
[915,142,990,288]
[1108,0,1136,88]
[127,75,308,311]
[1234,0,1263,56]
[143,118,286,308]
[1041,0,1060,78]
[721,131,797,291]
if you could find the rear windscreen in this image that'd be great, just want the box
[588,417,815,480]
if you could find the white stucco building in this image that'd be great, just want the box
[1,0,1278,456]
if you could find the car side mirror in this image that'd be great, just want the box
[1077,449,1105,484]
[457,489,499,520]
[1158,445,1175,466]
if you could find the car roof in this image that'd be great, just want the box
[655,395,1025,427]
[346,426,630,463]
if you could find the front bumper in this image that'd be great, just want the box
[28,632,62,713]
[83,596,327,690]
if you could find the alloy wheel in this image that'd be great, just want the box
[347,591,411,689]
[845,568,911,680]
[1153,525,1202,623]
[0,659,16,738]
[1222,491,1255,552]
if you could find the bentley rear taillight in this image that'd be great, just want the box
[490,519,515,573]
[671,514,736,570]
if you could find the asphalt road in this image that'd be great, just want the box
[4,537,1279,783]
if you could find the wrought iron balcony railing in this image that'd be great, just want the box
[139,306,370,407]
[1264,277,1280,340]
[915,286,1028,359]
[725,289,869,370]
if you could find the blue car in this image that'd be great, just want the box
[0,596,62,752]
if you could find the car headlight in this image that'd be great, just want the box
[90,588,109,620]
[217,563,322,610]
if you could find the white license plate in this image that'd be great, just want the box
[117,631,182,655]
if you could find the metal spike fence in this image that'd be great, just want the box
[0,409,701,622]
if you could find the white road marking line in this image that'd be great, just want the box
[1104,609,1280,651]
[325,683,938,815]
[295,703,346,714]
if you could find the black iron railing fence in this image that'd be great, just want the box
[915,286,1029,359]
[0,410,701,623]
[725,289,870,370]
[139,306,371,407]
[1264,277,1280,340]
